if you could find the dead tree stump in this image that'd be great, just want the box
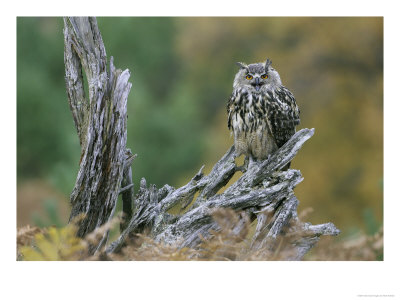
[63,16,340,259]
[64,17,133,252]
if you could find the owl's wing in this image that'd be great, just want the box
[227,90,239,131]
[264,86,300,148]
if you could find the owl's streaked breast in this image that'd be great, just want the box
[228,88,277,159]
[227,60,300,163]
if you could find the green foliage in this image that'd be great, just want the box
[17,18,80,190]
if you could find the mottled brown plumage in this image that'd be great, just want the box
[227,59,300,166]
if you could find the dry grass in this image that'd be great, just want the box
[305,228,383,261]
[17,209,383,261]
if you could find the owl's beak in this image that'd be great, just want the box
[254,77,261,91]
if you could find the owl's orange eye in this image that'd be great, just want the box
[261,74,268,79]
[245,74,253,80]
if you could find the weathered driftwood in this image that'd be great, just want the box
[106,128,340,259]
[64,16,339,260]
[64,17,133,252]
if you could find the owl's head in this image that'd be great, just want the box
[233,59,282,93]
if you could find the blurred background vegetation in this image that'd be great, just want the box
[17,17,382,245]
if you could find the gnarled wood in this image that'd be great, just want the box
[64,17,132,252]
[64,16,339,259]
[106,128,340,257]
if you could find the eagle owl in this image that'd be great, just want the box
[227,59,300,168]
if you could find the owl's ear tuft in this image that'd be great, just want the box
[265,58,272,72]
[236,62,249,71]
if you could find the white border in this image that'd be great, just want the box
[2,1,399,299]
